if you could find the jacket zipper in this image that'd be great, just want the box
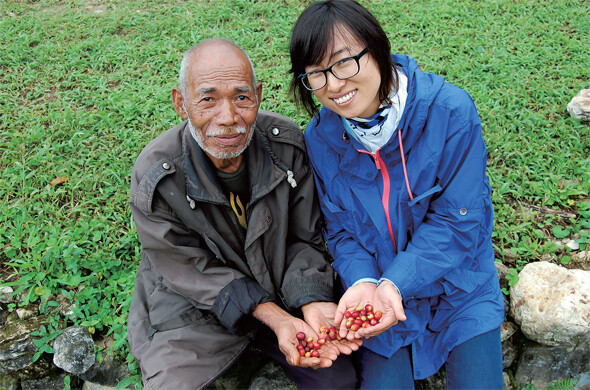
[355,130,414,254]
[358,148,398,253]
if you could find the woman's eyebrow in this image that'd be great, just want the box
[325,47,351,64]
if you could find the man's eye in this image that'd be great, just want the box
[237,95,247,101]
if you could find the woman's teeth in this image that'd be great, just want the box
[333,90,356,104]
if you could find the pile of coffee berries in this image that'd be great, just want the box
[319,325,339,341]
[295,326,339,358]
[344,304,382,332]
[296,331,320,358]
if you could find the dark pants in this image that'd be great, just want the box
[254,326,358,389]
[359,328,504,389]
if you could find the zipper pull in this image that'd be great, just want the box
[374,150,383,171]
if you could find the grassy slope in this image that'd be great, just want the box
[1,0,588,386]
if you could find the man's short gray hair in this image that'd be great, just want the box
[178,39,257,98]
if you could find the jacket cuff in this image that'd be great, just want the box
[212,277,273,335]
[280,277,334,310]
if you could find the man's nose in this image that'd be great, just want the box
[216,99,238,126]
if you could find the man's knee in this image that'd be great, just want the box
[138,322,250,390]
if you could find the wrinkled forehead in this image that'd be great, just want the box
[189,44,253,88]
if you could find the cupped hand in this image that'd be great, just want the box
[329,335,363,354]
[334,282,377,341]
[301,301,361,355]
[254,302,337,369]
[356,280,406,339]
[276,316,337,368]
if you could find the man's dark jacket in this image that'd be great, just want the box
[127,111,334,389]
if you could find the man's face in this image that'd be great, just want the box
[181,42,261,170]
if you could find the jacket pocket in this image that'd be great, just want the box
[405,184,442,235]
[437,268,490,310]
[408,184,442,207]
[428,268,495,332]
[147,281,198,326]
[147,282,215,339]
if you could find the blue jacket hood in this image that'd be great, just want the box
[394,54,446,154]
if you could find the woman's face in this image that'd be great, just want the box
[305,29,382,118]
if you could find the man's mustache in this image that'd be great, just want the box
[205,127,247,137]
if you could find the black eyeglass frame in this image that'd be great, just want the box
[298,48,369,91]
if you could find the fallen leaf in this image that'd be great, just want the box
[49,176,69,188]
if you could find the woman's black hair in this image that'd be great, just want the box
[289,0,397,118]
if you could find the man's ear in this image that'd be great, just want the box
[172,87,188,119]
[256,82,263,106]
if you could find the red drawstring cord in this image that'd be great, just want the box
[399,130,413,201]
[356,129,413,253]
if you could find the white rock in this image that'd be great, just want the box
[0,286,12,294]
[510,261,590,347]
[567,89,590,121]
[566,240,580,251]
[53,327,95,375]
[0,286,13,303]
[16,308,36,320]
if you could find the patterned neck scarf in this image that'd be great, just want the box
[348,105,390,131]
[345,71,408,153]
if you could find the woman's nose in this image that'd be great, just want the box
[325,71,346,92]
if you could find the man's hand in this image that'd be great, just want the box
[301,301,363,355]
[334,282,377,341]
[253,302,336,368]
[356,280,406,338]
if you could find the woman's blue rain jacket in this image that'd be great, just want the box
[303,54,505,379]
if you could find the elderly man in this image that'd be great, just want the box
[127,39,359,389]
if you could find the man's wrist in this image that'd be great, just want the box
[252,301,292,333]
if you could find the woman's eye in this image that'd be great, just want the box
[336,57,353,66]
[307,71,324,80]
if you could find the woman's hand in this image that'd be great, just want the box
[356,280,406,338]
[334,282,377,341]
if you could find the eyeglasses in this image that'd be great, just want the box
[299,48,369,91]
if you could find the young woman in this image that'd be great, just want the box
[289,1,505,388]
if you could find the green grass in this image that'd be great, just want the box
[1,0,588,388]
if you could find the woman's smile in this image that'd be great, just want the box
[332,90,357,105]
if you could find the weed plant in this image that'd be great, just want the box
[1,0,588,388]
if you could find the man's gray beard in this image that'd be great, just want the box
[187,118,254,160]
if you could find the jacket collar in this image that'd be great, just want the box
[311,54,446,179]
[181,122,285,206]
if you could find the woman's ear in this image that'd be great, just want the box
[172,87,188,119]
